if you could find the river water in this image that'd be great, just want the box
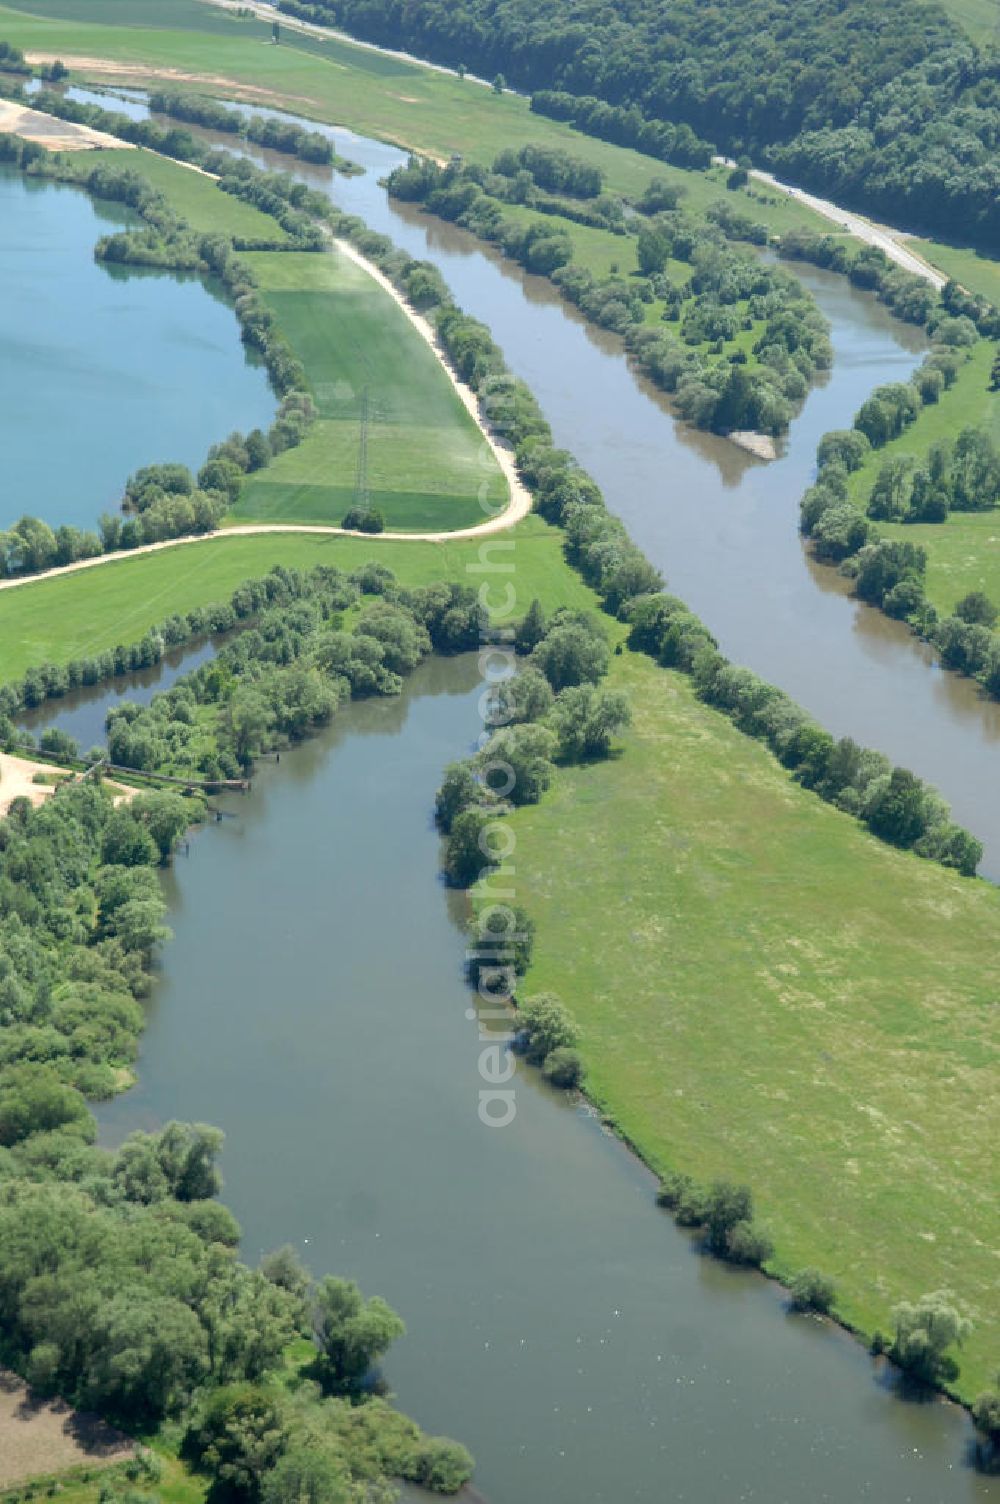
[0,160,275,531]
[22,649,969,1503]
[47,83,1000,877]
[15,90,998,1500]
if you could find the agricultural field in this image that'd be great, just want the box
[845,340,1000,611]
[499,647,1000,1398]
[233,250,506,529]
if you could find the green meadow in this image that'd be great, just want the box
[846,340,1000,611]
[0,0,831,237]
[0,517,592,681]
[908,238,1000,308]
[233,250,506,530]
[935,0,1000,46]
[497,647,1000,1399]
[85,145,289,240]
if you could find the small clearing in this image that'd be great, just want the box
[0,1370,132,1488]
[0,751,75,815]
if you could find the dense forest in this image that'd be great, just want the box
[280,0,1000,248]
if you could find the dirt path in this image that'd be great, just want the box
[0,237,532,600]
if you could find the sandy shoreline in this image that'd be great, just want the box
[0,98,133,151]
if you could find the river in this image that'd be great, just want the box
[0,158,275,532]
[13,89,999,1500]
[36,83,1000,878]
[9,647,980,1503]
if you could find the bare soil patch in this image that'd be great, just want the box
[0,1371,132,1488]
[0,99,132,151]
[25,52,311,109]
[0,752,74,816]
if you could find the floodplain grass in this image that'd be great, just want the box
[5,0,1000,306]
[0,0,833,239]
[83,144,289,239]
[0,1452,206,1504]
[0,517,594,682]
[845,341,1000,611]
[233,249,507,528]
[496,648,1000,1399]
[908,236,1000,308]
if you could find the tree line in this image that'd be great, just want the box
[276,0,999,250]
[386,154,831,437]
[529,89,713,171]
[779,231,1000,340]
[147,88,359,171]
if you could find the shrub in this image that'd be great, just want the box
[341,506,385,533]
[971,1381,1000,1454]
[530,620,609,689]
[542,1046,584,1088]
[788,1268,836,1313]
[724,1220,774,1267]
[404,1438,475,1494]
[442,808,498,887]
[889,1291,971,1384]
[516,993,578,1065]
[703,1181,753,1256]
[954,590,998,628]
[467,903,535,991]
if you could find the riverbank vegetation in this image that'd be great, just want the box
[800,290,1000,699]
[147,87,358,171]
[482,646,999,1399]
[388,152,832,438]
[0,572,477,1498]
